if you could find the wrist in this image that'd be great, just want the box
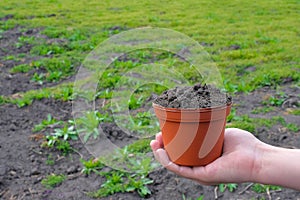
[251,142,300,190]
[250,141,276,184]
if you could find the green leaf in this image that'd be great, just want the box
[227,183,237,192]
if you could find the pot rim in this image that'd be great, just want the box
[152,102,232,113]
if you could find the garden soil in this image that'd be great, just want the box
[1,27,300,200]
[153,83,231,108]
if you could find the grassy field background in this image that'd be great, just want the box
[0,0,300,199]
[1,0,299,92]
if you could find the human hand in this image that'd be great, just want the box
[150,128,264,185]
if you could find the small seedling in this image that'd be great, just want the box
[46,71,63,82]
[76,111,112,142]
[57,87,74,101]
[45,154,55,165]
[15,35,35,48]
[81,158,104,175]
[41,27,68,38]
[77,111,100,142]
[0,96,9,105]
[226,114,256,133]
[55,140,71,155]
[271,116,299,132]
[272,116,286,125]
[196,195,204,200]
[43,122,78,154]
[219,183,238,193]
[125,174,153,197]
[128,95,144,110]
[53,124,78,141]
[4,55,20,61]
[226,108,236,122]
[132,111,152,126]
[14,96,33,108]
[10,64,32,73]
[30,43,66,56]
[263,92,286,107]
[286,123,299,132]
[224,80,254,93]
[0,29,3,39]
[126,138,152,154]
[96,88,113,99]
[46,124,78,146]
[288,109,300,116]
[101,140,158,177]
[90,171,153,198]
[224,80,239,93]
[258,74,281,88]
[18,35,35,43]
[91,171,125,197]
[31,72,45,85]
[98,71,121,89]
[126,111,159,136]
[251,106,275,114]
[33,114,61,132]
[251,183,281,193]
[9,83,74,107]
[41,174,66,188]
[128,157,157,175]
[182,194,204,200]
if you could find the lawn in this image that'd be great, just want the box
[0,0,299,199]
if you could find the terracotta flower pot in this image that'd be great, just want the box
[153,102,232,166]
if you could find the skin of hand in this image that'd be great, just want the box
[150,128,300,190]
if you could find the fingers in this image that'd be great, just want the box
[150,132,220,185]
[150,132,163,151]
[151,132,204,179]
[151,141,206,180]
[150,140,160,151]
[150,134,174,168]
[154,148,173,167]
[155,132,163,147]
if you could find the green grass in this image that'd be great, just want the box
[251,106,275,114]
[45,154,55,165]
[8,83,74,107]
[10,56,79,83]
[75,111,113,143]
[182,194,204,200]
[0,95,9,105]
[272,116,300,132]
[42,120,79,155]
[81,139,156,198]
[15,35,35,48]
[251,184,281,193]
[0,0,299,93]
[98,138,158,174]
[10,63,33,73]
[1,0,299,105]
[289,109,300,116]
[32,114,62,132]
[227,113,300,134]
[219,183,238,193]
[262,92,287,107]
[41,174,66,189]
[81,158,104,175]
[89,171,153,198]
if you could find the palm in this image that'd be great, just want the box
[150,128,262,185]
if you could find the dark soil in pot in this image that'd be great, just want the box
[153,83,232,109]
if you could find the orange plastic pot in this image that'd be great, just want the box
[153,102,232,166]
